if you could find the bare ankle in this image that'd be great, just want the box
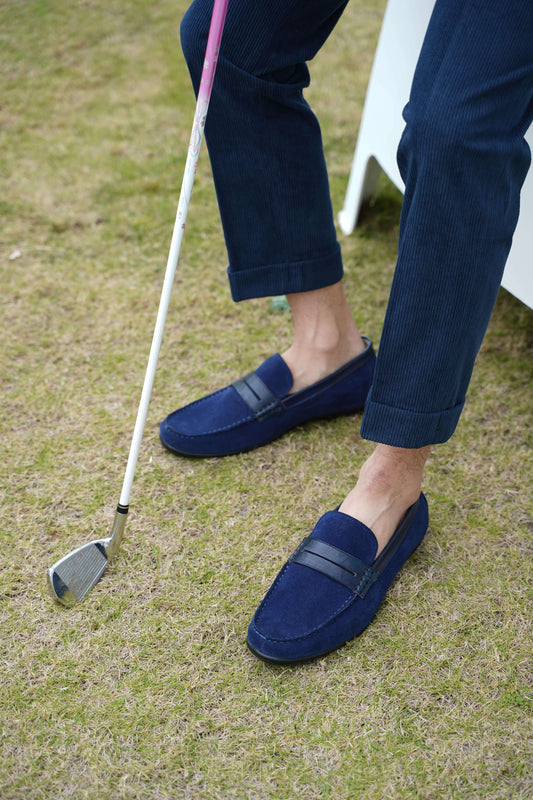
[339,445,431,555]
[359,445,430,500]
[358,445,430,510]
[282,282,366,391]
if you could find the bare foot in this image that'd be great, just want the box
[339,444,431,556]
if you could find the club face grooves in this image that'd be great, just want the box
[47,541,108,606]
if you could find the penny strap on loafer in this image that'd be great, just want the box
[290,536,379,598]
[232,372,283,419]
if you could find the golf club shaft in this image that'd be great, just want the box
[118,0,229,510]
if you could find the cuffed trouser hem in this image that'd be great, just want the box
[227,243,343,302]
[360,397,465,449]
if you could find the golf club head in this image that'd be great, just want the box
[47,540,109,607]
[46,505,128,607]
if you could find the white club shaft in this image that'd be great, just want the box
[119,151,197,507]
[117,0,229,508]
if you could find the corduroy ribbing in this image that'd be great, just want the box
[361,0,533,446]
[361,395,465,449]
[180,0,349,299]
[227,244,343,302]
[180,0,533,448]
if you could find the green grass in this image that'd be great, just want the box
[1,1,532,798]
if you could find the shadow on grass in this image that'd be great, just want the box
[355,180,403,239]
[492,287,533,344]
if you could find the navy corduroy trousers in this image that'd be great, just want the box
[180,0,533,448]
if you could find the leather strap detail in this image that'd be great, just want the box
[232,372,282,419]
[291,536,379,597]
[300,537,368,575]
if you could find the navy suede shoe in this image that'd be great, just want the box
[247,493,429,664]
[159,337,375,457]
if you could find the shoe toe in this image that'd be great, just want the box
[247,511,378,663]
[247,496,429,664]
[247,561,358,663]
[159,385,253,455]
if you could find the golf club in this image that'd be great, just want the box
[47,0,229,607]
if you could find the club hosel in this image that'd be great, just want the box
[106,504,129,559]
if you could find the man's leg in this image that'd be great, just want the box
[161,0,376,458]
[343,0,533,553]
[181,0,368,387]
[282,283,366,394]
[247,0,533,663]
[180,0,350,301]
[361,0,533,450]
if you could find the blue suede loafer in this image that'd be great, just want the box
[159,337,375,457]
[247,493,429,664]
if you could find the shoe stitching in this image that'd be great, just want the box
[253,499,427,646]
[254,398,283,419]
[166,416,255,438]
[165,387,254,437]
[355,566,379,597]
[164,341,375,439]
[253,563,357,644]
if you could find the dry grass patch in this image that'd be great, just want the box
[1,1,532,798]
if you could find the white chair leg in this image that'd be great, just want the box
[338,156,382,235]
